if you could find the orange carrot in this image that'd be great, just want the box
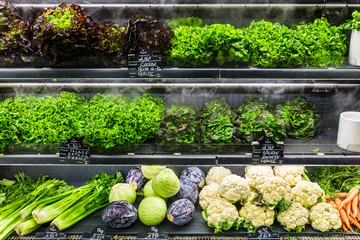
[349,215,360,230]
[353,195,359,218]
[357,206,360,220]
[335,198,343,211]
[323,195,331,200]
[340,208,353,232]
[339,193,348,198]
[342,223,348,232]
[329,200,337,209]
[347,202,352,216]
[340,188,359,210]
[350,211,356,220]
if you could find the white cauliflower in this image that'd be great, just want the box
[258,176,293,208]
[277,202,309,232]
[309,202,342,232]
[245,166,274,189]
[292,180,324,208]
[205,166,231,185]
[239,202,275,230]
[219,174,250,203]
[205,198,239,233]
[199,183,221,209]
[273,166,305,187]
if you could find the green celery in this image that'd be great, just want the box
[15,218,41,236]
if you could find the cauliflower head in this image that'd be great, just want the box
[258,176,293,208]
[309,202,342,232]
[273,166,305,187]
[219,174,250,203]
[206,166,231,185]
[205,198,239,233]
[245,166,274,189]
[277,202,309,232]
[199,182,221,209]
[239,202,275,230]
[292,180,324,208]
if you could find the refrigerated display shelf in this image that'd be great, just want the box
[0,68,360,82]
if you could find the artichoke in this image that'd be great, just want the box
[275,96,321,139]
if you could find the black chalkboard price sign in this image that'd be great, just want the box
[128,48,162,78]
[59,137,90,164]
[35,226,66,240]
[83,227,112,240]
[251,138,284,164]
[137,227,168,240]
[248,226,280,240]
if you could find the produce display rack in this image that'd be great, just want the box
[1,0,360,238]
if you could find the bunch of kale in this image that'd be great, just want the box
[156,104,201,145]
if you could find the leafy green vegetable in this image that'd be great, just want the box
[167,17,203,29]
[156,104,201,145]
[32,3,123,64]
[0,92,164,152]
[169,24,249,67]
[309,167,360,195]
[123,14,173,56]
[275,96,322,140]
[291,18,347,67]
[199,98,236,144]
[340,10,360,31]
[246,20,302,68]
[235,95,286,142]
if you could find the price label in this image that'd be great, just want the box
[137,227,168,240]
[59,137,90,164]
[83,227,112,240]
[128,48,162,78]
[35,226,66,240]
[248,226,280,240]
[252,138,284,164]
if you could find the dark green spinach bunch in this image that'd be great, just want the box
[235,95,286,142]
[340,10,360,31]
[246,20,302,68]
[199,98,236,144]
[123,14,174,55]
[291,18,347,67]
[166,17,204,30]
[275,96,321,140]
[156,104,200,145]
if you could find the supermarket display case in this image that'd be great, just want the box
[1,0,360,239]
